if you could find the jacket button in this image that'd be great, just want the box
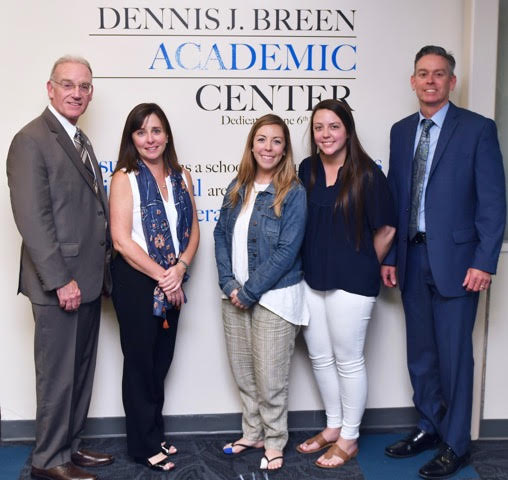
[253,221,257,226]
[252,238,256,243]
[253,253,257,257]
[100,240,105,246]
[98,210,104,216]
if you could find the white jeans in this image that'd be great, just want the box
[303,282,376,439]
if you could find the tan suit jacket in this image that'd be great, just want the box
[7,107,111,305]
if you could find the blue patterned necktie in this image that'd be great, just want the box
[409,118,434,240]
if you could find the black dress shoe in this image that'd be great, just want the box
[71,449,114,467]
[385,428,440,458]
[31,462,97,480]
[418,445,469,479]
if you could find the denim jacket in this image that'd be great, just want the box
[214,179,307,308]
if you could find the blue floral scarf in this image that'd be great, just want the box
[135,159,193,328]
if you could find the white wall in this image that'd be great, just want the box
[483,0,508,425]
[0,0,503,438]
[484,248,508,421]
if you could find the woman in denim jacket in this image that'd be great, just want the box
[214,114,307,471]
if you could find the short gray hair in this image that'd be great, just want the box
[50,55,93,79]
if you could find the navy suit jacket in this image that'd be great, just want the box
[384,102,506,297]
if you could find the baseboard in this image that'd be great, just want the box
[479,419,508,439]
[1,407,419,441]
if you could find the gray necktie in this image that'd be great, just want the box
[409,119,434,240]
[74,127,98,194]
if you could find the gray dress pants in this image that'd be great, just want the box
[31,298,101,469]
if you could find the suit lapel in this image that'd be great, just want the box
[429,102,459,178]
[403,113,420,196]
[42,108,98,195]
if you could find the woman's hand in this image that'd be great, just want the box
[373,225,396,263]
[230,288,248,310]
[159,262,186,293]
[166,287,185,308]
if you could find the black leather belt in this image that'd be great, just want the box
[412,232,427,244]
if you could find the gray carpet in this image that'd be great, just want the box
[6,432,508,480]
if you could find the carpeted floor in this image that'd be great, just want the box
[0,445,32,480]
[2,432,508,480]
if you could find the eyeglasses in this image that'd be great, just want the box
[51,79,93,95]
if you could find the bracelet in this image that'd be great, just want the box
[178,258,189,269]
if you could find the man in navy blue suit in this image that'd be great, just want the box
[381,45,505,479]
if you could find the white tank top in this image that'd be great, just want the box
[126,170,188,257]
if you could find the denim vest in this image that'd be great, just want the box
[214,179,307,308]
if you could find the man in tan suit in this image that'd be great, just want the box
[7,56,113,480]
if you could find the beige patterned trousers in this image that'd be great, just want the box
[222,300,299,451]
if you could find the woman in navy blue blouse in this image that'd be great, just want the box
[296,99,396,469]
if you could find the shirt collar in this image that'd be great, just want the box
[418,102,449,129]
[48,104,77,141]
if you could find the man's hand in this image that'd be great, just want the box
[56,280,81,311]
[462,268,491,292]
[381,265,397,288]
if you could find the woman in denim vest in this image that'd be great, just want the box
[214,114,307,471]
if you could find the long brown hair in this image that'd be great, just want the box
[114,103,181,174]
[309,99,374,247]
[229,114,297,217]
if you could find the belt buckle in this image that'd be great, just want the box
[413,232,426,244]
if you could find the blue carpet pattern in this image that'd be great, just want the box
[0,445,31,480]
[2,432,507,480]
[359,434,478,480]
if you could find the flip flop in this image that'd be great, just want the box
[135,454,175,472]
[296,433,335,454]
[315,444,359,469]
[223,441,262,455]
[260,454,284,470]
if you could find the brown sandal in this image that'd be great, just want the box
[296,433,335,454]
[315,444,358,469]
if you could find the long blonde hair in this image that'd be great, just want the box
[228,114,297,216]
